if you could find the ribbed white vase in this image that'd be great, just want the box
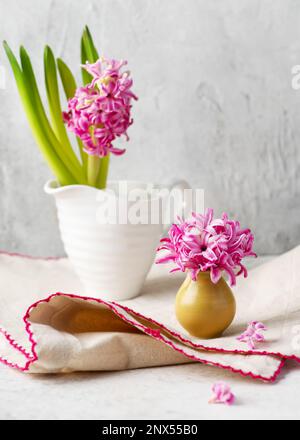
[45,180,189,301]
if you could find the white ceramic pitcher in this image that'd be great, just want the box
[45,180,190,301]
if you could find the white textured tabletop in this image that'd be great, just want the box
[0,360,299,420]
[0,256,299,420]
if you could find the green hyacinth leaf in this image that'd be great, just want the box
[19,45,85,183]
[44,46,80,169]
[57,57,87,169]
[81,38,93,85]
[57,57,77,98]
[83,25,99,62]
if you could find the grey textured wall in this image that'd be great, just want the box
[0,0,300,256]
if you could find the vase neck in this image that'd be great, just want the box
[189,270,211,281]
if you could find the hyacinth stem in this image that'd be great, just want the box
[96,154,110,189]
[81,26,109,190]
[87,155,101,187]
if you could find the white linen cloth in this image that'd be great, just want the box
[1,246,299,381]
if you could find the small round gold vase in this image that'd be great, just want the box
[175,271,236,339]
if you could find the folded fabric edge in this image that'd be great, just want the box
[0,326,36,372]
[0,292,287,382]
[0,250,64,261]
[114,302,296,360]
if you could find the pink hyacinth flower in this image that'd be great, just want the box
[237,321,267,350]
[209,382,235,405]
[156,208,256,286]
[63,57,138,158]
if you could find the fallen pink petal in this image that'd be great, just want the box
[209,382,235,405]
[237,321,267,350]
